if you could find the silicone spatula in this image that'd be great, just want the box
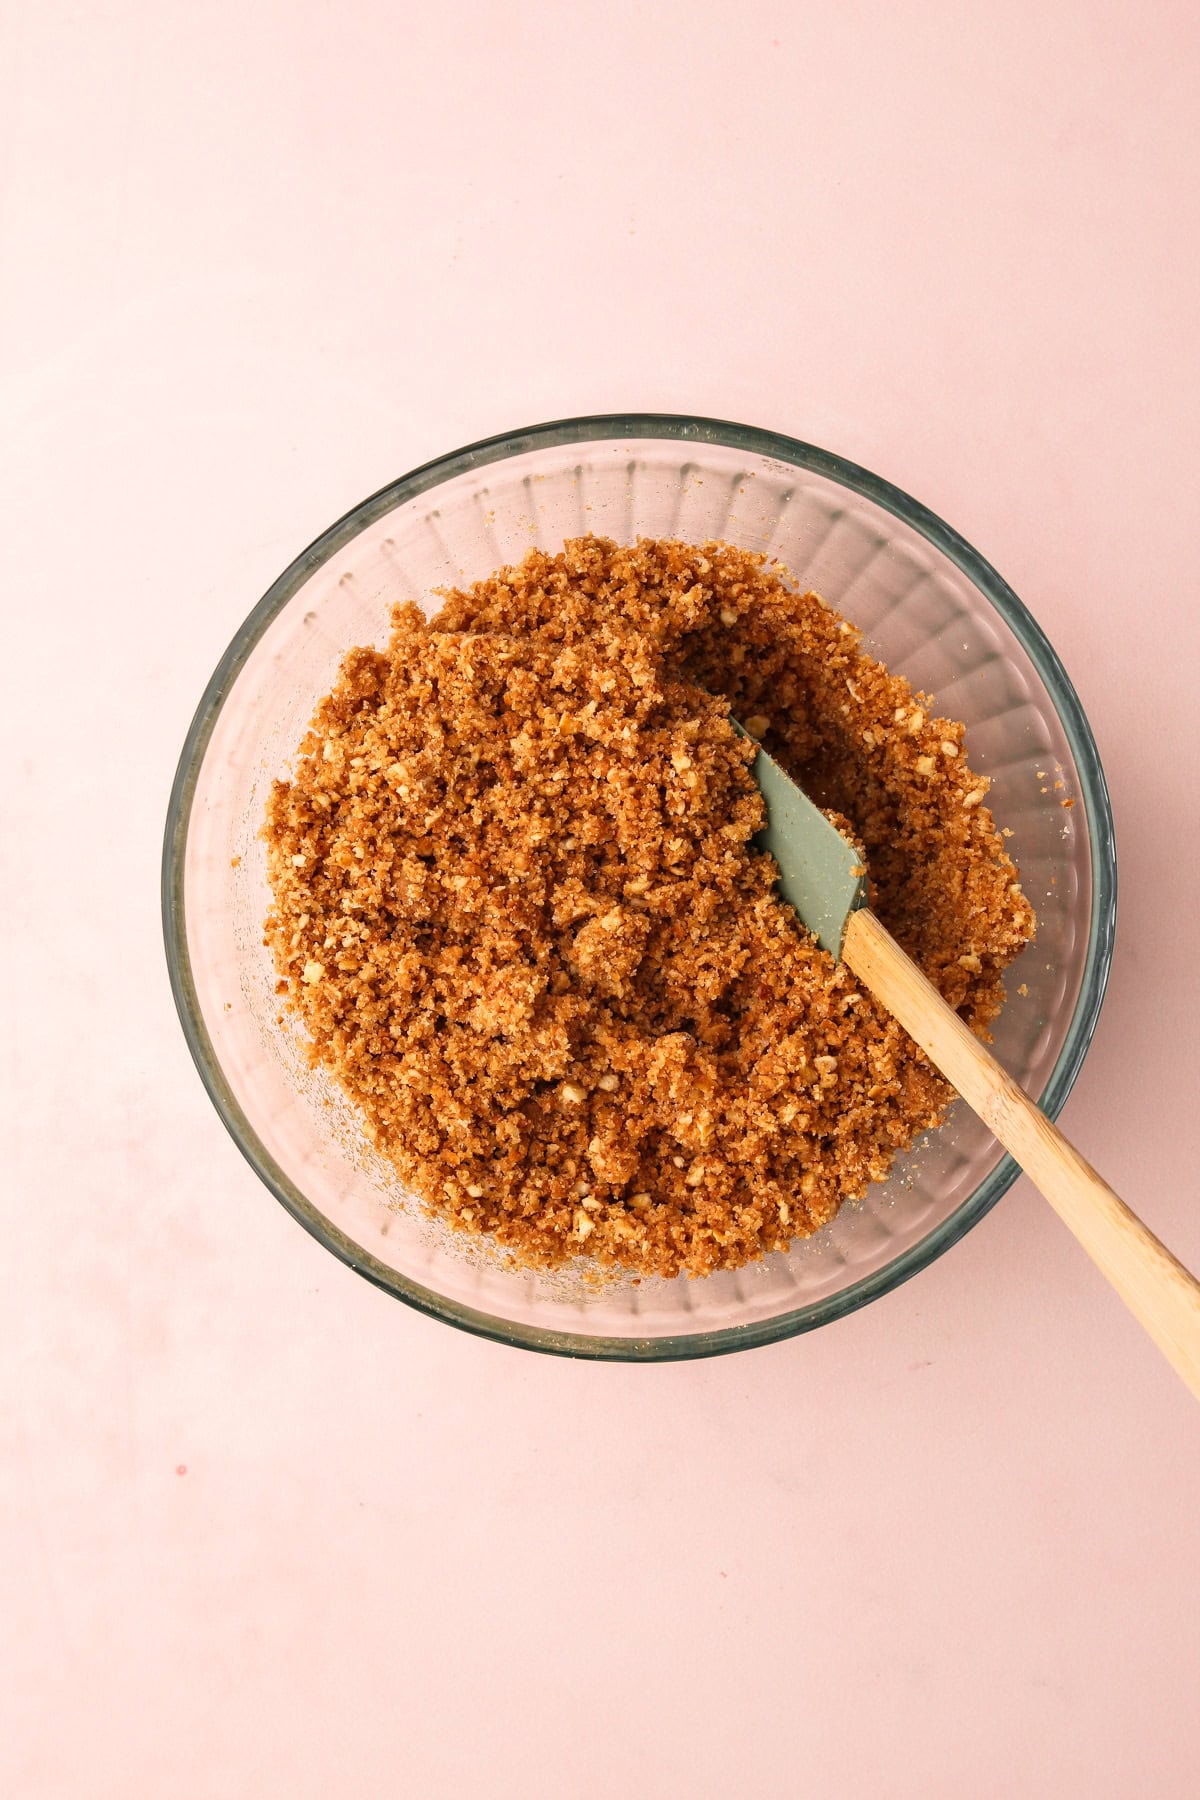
[743,726,1200,1401]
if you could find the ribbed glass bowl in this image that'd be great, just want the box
[163,415,1116,1358]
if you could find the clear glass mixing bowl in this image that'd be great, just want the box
[162,416,1116,1358]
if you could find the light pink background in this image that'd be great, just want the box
[3,3,1199,1795]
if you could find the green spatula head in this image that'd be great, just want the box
[732,720,868,958]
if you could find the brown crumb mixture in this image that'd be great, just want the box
[263,537,1035,1278]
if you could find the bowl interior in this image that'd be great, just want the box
[166,421,1113,1357]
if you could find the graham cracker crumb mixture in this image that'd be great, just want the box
[263,537,1034,1278]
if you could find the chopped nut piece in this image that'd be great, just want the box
[301,960,324,984]
[742,714,770,740]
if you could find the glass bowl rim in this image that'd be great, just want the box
[161,412,1117,1361]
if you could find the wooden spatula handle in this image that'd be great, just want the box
[843,907,1200,1401]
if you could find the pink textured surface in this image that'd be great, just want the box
[3,3,1199,1795]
